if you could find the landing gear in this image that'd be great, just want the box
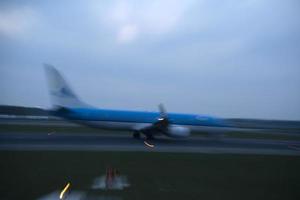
[146,134,154,140]
[133,131,141,139]
[133,131,155,140]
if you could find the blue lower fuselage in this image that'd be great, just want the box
[55,108,229,133]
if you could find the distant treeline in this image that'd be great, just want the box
[0,105,49,116]
[228,118,300,130]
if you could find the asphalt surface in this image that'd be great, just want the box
[0,132,300,155]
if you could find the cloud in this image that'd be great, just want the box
[0,0,299,120]
[117,24,139,43]
[0,6,37,38]
[95,0,195,44]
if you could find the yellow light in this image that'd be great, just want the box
[144,141,155,148]
[59,182,70,199]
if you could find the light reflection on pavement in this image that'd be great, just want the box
[37,191,122,200]
[37,167,128,200]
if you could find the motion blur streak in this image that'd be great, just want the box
[144,141,155,148]
[59,182,70,199]
[288,145,300,151]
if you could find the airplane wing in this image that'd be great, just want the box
[135,104,170,139]
[134,104,190,139]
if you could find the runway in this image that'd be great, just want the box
[1,132,300,155]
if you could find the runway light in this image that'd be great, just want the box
[144,141,155,148]
[59,182,71,199]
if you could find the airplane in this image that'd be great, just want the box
[45,64,230,140]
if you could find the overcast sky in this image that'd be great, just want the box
[0,0,299,120]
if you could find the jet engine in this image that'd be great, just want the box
[167,125,190,138]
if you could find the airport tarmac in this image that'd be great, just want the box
[0,132,300,156]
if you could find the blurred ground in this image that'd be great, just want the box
[0,151,300,200]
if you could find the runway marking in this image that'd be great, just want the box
[288,144,300,151]
[59,182,70,199]
[144,141,155,148]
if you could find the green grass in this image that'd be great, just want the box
[0,151,300,200]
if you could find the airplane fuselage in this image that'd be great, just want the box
[45,65,231,139]
[55,108,229,134]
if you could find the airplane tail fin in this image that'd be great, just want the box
[44,64,89,109]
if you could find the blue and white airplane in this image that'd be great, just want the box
[45,65,230,139]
